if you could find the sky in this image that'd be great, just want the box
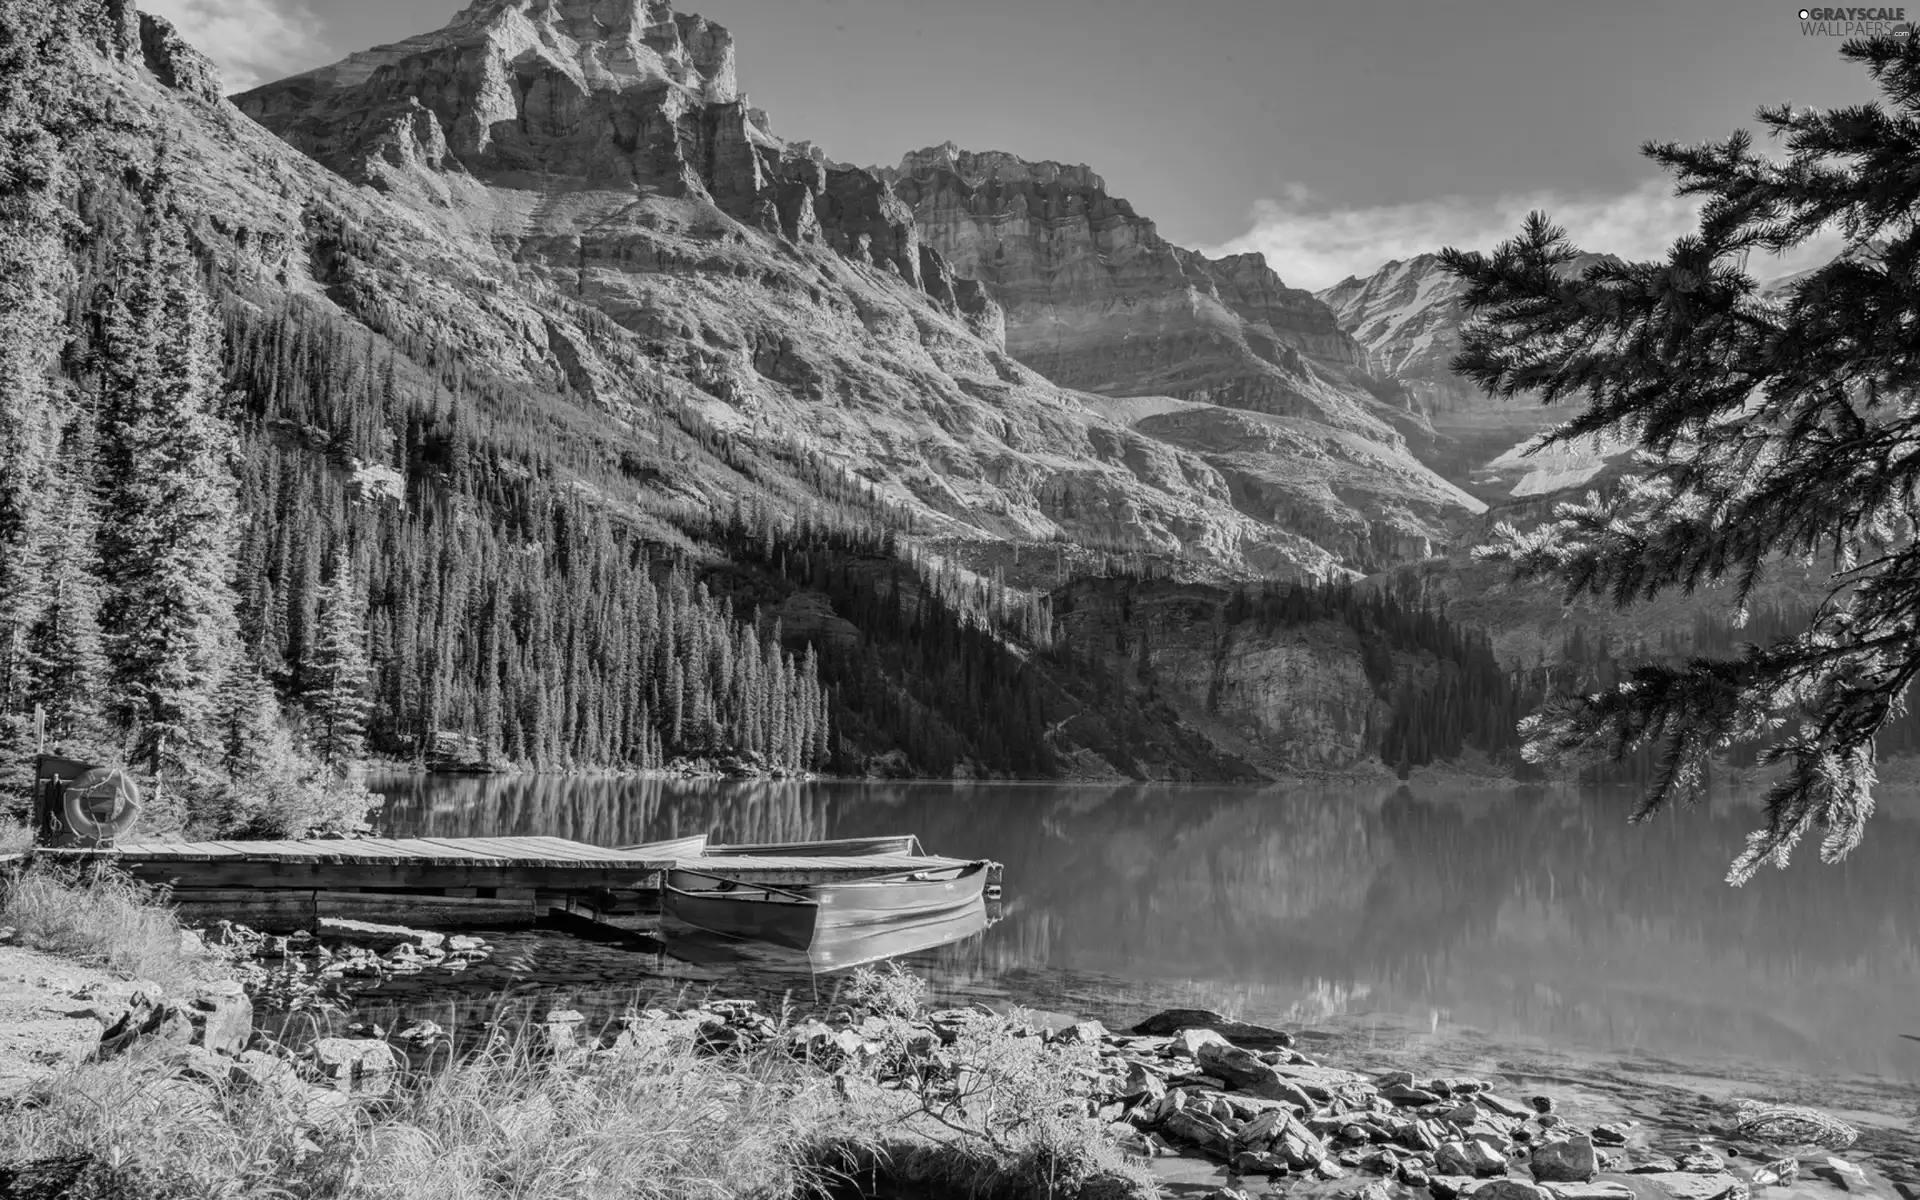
[143,0,1881,289]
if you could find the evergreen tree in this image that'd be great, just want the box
[1443,32,1920,883]
[23,416,109,752]
[96,206,240,776]
[213,654,279,781]
[0,0,85,787]
[304,551,372,772]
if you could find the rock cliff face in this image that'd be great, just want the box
[1318,253,1625,496]
[887,143,1485,572]
[1056,580,1388,774]
[891,142,1374,425]
[217,0,1394,581]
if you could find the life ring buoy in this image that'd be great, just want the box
[60,768,141,843]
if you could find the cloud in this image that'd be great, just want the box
[1202,178,1847,293]
[139,0,325,93]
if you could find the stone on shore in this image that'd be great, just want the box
[1173,1027,1232,1057]
[1530,1135,1598,1183]
[1131,1008,1295,1049]
[1473,1181,1553,1200]
[1543,1184,1635,1200]
[187,980,252,1056]
[1615,1173,1744,1200]
[1052,1019,1109,1045]
[1436,1138,1510,1177]
[1196,1040,1315,1107]
[1162,1107,1238,1154]
[309,1036,399,1084]
[1478,1093,1535,1119]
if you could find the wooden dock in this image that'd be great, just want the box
[16,834,987,931]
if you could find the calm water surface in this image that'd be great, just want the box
[358,776,1920,1100]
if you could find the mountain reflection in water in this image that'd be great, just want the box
[364,775,1920,1084]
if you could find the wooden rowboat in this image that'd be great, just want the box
[706,835,923,858]
[661,860,991,951]
[660,894,991,974]
[609,833,709,858]
[615,834,921,857]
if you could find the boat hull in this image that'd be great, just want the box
[661,862,990,951]
[811,862,989,930]
[662,872,819,950]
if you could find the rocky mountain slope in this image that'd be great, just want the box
[884,143,1485,572]
[210,0,1478,582]
[10,0,1457,781]
[1317,253,1631,497]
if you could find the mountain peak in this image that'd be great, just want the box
[261,0,737,105]
[893,144,1106,193]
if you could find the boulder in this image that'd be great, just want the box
[1430,1177,1478,1199]
[1230,1150,1287,1177]
[187,980,252,1056]
[1358,1147,1402,1175]
[310,1036,399,1083]
[1131,1008,1295,1049]
[1161,1107,1237,1155]
[1173,1027,1232,1058]
[1268,1062,1373,1102]
[1531,1135,1597,1183]
[1436,1139,1510,1178]
[230,1048,304,1100]
[1473,1183,1551,1200]
[291,1083,357,1134]
[1196,1041,1314,1107]
[316,918,446,955]
[94,993,193,1060]
[1591,1125,1631,1147]
[1052,1020,1108,1045]
[1384,1082,1444,1106]
[1274,1119,1331,1169]
[1120,1061,1167,1102]
[1220,1093,1296,1121]
[1478,1094,1535,1119]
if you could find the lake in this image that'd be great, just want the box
[355,774,1920,1124]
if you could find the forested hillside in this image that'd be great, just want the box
[6,0,1767,828]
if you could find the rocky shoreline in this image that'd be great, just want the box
[3,910,1895,1200]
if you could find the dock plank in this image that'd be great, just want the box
[80,835,984,901]
[311,839,412,859]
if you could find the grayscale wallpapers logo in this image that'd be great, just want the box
[1799,6,1913,33]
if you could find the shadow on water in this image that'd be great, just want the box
[359,774,1920,1085]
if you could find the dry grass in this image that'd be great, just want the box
[0,1044,351,1200]
[0,1019,862,1200]
[0,821,31,856]
[357,1029,852,1200]
[0,861,212,991]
